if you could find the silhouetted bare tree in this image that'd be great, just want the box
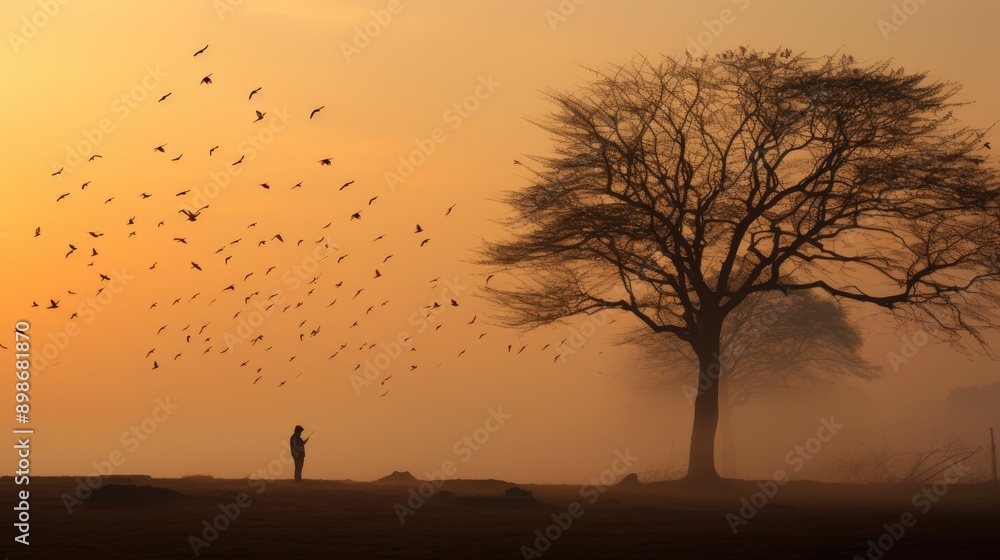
[482,48,1000,482]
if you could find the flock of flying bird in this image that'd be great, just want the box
[24,43,578,395]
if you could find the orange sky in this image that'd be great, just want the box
[2,0,999,484]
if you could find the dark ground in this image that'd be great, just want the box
[1,475,998,559]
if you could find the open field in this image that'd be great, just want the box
[3,475,998,559]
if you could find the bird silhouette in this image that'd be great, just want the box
[420,238,430,247]
[171,153,183,161]
[340,180,354,190]
[445,204,456,216]
[514,159,523,165]
[56,193,70,202]
[47,299,59,309]
[140,193,152,199]
[319,158,333,166]
[253,110,265,122]
[209,146,219,156]
[232,155,244,166]
[249,87,261,100]
[152,361,159,370]
[310,106,324,119]
[260,182,271,189]
[986,142,992,150]
[193,44,208,56]
[81,181,91,189]
[158,93,171,102]
[154,144,167,152]
[89,154,102,161]
[34,227,40,237]
[191,262,202,271]
[415,224,423,233]
[51,167,63,176]
[200,73,213,84]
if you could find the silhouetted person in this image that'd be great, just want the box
[290,425,309,482]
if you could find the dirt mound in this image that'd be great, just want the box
[88,484,185,506]
[374,471,418,484]
[616,473,642,487]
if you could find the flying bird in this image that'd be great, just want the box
[514,159,523,165]
[89,154,102,161]
[209,146,219,156]
[191,262,202,271]
[249,87,261,100]
[232,155,244,166]
[193,44,208,56]
[986,142,992,150]
[420,238,430,247]
[176,190,190,196]
[154,144,167,152]
[319,158,333,166]
[415,224,423,233]
[310,106,324,119]
[171,153,183,161]
[260,182,271,189]
[173,237,187,244]
[445,204,456,216]
[180,208,203,221]
[200,73,213,84]
[51,167,64,176]
[340,180,354,190]
[140,193,152,199]
[88,231,103,238]
[158,93,171,102]
[81,181,91,189]
[253,110,265,122]
[56,193,70,202]
[47,299,59,309]
[34,227,40,237]
[152,361,159,370]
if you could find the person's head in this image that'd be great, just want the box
[294,425,304,434]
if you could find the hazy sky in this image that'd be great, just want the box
[2,1,999,483]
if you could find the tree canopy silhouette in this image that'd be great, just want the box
[482,48,1000,482]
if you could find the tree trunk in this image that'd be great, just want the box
[685,331,723,483]
[716,376,738,478]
